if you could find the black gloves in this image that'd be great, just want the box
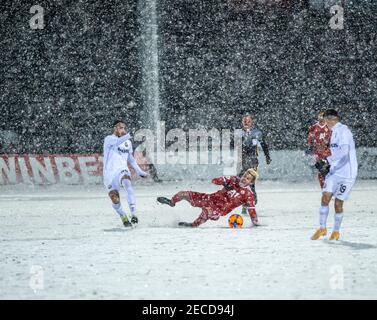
[266,156,272,165]
[138,171,149,178]
[315,159,331,177]
[223,182,233,191]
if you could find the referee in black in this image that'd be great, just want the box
[238,114,272,213]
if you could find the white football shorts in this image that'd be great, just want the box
[104,168,131,192]
[323,174,356,201]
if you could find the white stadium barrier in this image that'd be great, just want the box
[0,148,376,185]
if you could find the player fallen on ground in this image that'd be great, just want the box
[311,109,358,241]
[157,169,259,227]
[237,114,271,214]
[307,111,332,188]
[103,119,148,227]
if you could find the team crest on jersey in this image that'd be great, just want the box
[117,140,130,154]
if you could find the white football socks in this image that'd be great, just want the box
[319,206,329,229]
[334,213,344,232]
[121,179,137,216]
[112,202,126,217]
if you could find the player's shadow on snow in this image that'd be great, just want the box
[325,240,377,251]
[103,228,129,233]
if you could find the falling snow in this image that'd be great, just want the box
[1,0,377,300]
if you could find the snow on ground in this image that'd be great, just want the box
[1,179,377,299]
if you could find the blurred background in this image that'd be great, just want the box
[1,0,376,154]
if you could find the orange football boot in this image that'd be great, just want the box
[329,231,340,241]
[311,228,327,240]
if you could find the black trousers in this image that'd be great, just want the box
[238,156,258,205]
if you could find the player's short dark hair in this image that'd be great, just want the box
[323,109,340,119]
[112,119,126,127]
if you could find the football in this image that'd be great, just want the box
[228,214,244,228]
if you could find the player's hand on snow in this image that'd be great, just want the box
[315,159,330,177]
[251,217,259,226]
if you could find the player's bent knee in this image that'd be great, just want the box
[109,191,120,204]
[321,192,332,206]
[111,197,120,204]
[121,175,131,182]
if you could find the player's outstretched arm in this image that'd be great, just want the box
[212,176,236,185]
[261,141,272,164]
[212,176,236,190]
[260,131,271,164]
[245,192,258,226]
[247,207,258,226]
[105,133,132,148]
[128,153,148,177]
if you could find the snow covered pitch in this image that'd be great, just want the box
[1,180,377,299]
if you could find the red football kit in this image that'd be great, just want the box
[171,176,257,226]
[308,122,332,188]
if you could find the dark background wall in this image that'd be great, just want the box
[1,0,376,153]
[159,0,377,149]
[1,0,141,153]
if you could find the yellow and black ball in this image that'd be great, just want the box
[228,214,244,228]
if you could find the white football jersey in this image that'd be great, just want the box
[103,134,133,185]
[327,122,358,179]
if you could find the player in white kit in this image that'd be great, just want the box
[103,119,148,227]
[311,109,358,240]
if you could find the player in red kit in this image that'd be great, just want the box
[157,169,259,227]
[307,111,332,188]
